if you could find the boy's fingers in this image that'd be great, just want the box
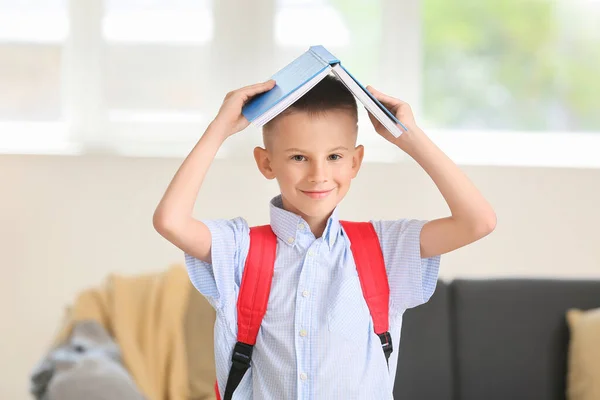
[235,80,276,104]
[237,80,276,97]
[244,81,276,97]
[372,96,399,113]
[242,79,276,92]
[367,85,406,106]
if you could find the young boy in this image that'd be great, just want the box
[153,76,496,399]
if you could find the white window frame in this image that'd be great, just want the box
[1,0,599,169]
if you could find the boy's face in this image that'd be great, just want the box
[254,109,364,223]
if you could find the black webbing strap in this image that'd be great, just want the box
[378,331,393,366]
[223,342,254,400]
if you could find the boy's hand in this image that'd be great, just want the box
[365,85,421,150]
[211,79,277,137]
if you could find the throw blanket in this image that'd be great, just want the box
[52,264,191,400]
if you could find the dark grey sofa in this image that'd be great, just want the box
[394,278,600,400]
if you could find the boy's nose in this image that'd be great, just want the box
[308,161,329,183]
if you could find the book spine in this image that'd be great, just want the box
[309,46,340,66]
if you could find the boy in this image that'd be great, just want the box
[153,76,496,399]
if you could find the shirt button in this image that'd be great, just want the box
[300,372,308,381]
[287,237,294,244]
[299,329,307,337]
[298,223,305,230]
[302,290,309,298]
[307,250,315,257]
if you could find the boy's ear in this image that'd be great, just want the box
[351,144,365,178]
[253,147,276,179]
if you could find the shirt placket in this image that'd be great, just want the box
[295,227,322,400]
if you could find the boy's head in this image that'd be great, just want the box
[253,75,365,224]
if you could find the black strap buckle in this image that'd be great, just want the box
[223,342,254,400]
[231,342,253,368]
[378,331,393,365]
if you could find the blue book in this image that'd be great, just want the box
[242,45,407,137]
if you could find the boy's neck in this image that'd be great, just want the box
[280,196,332,239]
[303,215,329,239]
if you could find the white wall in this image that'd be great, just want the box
[2,152,600,399]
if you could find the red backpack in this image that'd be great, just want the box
[215,221,392,400]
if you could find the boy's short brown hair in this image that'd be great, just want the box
[263,74,358,131]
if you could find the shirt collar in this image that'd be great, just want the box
[269,195,340,249]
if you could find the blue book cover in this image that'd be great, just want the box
[242,45,407,135]
[336,64,407,131]
[242,45,339,122]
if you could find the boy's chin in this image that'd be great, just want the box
[295,198,339,219]
[281,190,343,219]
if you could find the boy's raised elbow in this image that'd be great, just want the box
[152,209,179,237]
[474,210,497,238]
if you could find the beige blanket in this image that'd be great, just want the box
[53,264,192,400]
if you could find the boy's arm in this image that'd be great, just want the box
[366,86,497,259]
[153,80,276,263]
[401,131,496,258]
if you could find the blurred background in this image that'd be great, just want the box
[1,0,599,399]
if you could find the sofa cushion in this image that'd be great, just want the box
[394,280,454,399]
[452,279,600,400]
[566,307,600,400]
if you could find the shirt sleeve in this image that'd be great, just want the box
[184,217,250,311]
[370,219,441,315]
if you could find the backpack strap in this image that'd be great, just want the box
[216,225,277,400]
[339,220,393,365]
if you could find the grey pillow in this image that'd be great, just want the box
[31,320,146,400]
[45,355,145,400]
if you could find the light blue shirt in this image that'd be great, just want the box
[185,195,441,399]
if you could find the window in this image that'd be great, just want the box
[419,0,600,167]
[103,0,213,116]
[0,0,67,121]
[422,0,600,132]
[103,0,213,147]
[103,0,213,44]
[0,0,69,152]
[0,1,67,41]
[275,0,350,47]
[1,0,599,167]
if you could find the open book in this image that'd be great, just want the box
[242,45,407,138]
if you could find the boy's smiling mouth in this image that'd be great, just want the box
[300,189,334,199]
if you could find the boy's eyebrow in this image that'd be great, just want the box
[284,146,349,153]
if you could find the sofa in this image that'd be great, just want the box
[34,274,599,400]
[393,278,600,400]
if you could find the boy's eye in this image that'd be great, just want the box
[291,155,306,162]
[328,154,342,161]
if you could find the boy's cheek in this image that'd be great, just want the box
[336,166,357,181]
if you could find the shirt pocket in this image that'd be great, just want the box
[327,274,372,343]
